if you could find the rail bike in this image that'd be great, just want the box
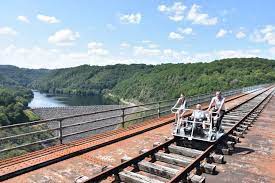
[171,107,224,142]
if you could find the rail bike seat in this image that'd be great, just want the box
[172,109,224,142]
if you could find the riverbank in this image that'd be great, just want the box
[106,93,140,106]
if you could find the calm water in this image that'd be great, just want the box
[28,90,116,108]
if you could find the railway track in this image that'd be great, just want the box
[85,87,274,183]
[0,87,262,181]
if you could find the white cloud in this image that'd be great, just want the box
[214,49,261,59]
[139,40,159,48]
[0,43,268,69]
[0,45,63,68]
[236,31,246,39]
[17,16,30,23]
[141,40,152,44]
[158,5,168,12]
[169,32,184,40]
[0,26,17,36]
[120,42,130,48]
[106,24,116,31]
[160,49,263,64]
[261,25,274,34]
[162,49,187,61]
[216,29,227,38]
[88,42,109,56]
[67,53,89,60]
[169,15,184,22]
[37,14,60,24]
[158,2,186,22]
[119,13,141,24]
[0,44,112,68]
[251,25,275,45]
[48,29,80,46]
[168,27,193,40]
[133,46,161,57]
[178,27,193,35]
[269,47,275,55]
[148,44,159,49]
[250,32,263,42]
[187,4,218,25]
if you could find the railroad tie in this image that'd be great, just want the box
[168,145,202,158]
[119,171,165,183]
[155,152,216,175]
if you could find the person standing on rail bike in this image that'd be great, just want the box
[171,93,186,123]
[207,91,225,132]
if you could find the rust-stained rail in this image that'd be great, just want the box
[84,86,273,183]
[1,84,266,155]
[169,87,274,183]
[0,85,269,182]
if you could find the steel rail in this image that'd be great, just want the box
[84,139,176,182]
[169,87,274,183]
[0,85,266,156]
[84,86,272,183]
[0,86,264,182]
[0,84,266,130]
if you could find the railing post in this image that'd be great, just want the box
[59,120,63,144]
[121,108,125,128]
[157,102,160,118]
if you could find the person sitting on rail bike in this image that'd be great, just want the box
[207,91,225,132]
[188,104,207,134]
[171,93,186,124]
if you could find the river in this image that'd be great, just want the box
[28,90,116,108]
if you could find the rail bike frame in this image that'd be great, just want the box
[171,108,223,142]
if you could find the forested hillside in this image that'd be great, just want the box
[32,58,275,102]
[0,86,53,159]
[32,64,154,95]
[1,58,275,105]
[0,65,46,125]
[1,57,274,159]
[0,86,39,126]
[0,80,49,159]
[0,65,49,87]
[0,73,18,86]
[112,58,275,101]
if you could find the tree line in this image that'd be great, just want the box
[31,58,275,103]
[1,57,275,159]
[0,86,36,126]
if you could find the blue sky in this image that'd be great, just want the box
[0,0,274,69]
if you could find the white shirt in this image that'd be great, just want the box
[191,110,206,120]
[173,97,186,110]
[210,96,225,111]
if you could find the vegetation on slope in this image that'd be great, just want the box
[0,65,50,87]
[32,58,275,102]
[0,86,54,160]
[1,57,275,159]
[0,86,34,125]
[112,58,275,101]
[32,64,153,95]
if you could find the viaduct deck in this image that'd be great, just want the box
[1,88,274,183]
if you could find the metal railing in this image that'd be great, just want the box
[0,84,269,157]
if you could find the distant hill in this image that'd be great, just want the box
[0,73,18,87]
[0,65,50,87]
[112,58,275,101]
[31,58,275,102]
[31,64,154,95]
